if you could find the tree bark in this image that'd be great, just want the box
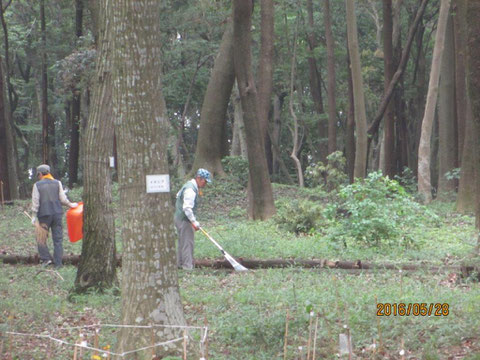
[233,0,276,220]
[383,0,396,177]
[437,13,457,196]
[112,0,185,357]
[40,0,49,165]
[0,56,10,201]
[417,0,451,203]
[192,21,235,176]
[465,0,480,230]
[345,43,356,184]
[346,0,368,179]
[74,0,117,294]
[453,0,467,163]
[324,0,337,155]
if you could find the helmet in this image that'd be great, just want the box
[196,168,212,183]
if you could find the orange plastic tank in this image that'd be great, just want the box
[66,202,83,242]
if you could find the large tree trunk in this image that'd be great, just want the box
[74,0,117,294]
[112,1,185,357]
[68,0,84,188]
[0,56,11,201]
[257,0,274,170]
[233,0,275,220]
[231,85,248,158]
[417,0,451,203]
[437,13,457,196]
[465,0,480,231]
[324,0,337,155]
[346,0,368,179]
[457,98,476,212]
[383,0,396,177]
[192,21,235,176]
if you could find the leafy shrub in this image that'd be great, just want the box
[221,156,249,187]
[325,171,437,247]
[305,151,348,191]
[274,198,325,234]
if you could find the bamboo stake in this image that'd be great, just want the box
[93,328,99,358]
[312,314,319,360]
[306,311,313,360]
[183,329,188,360]
[375,295,382,354]
[283,309,290,360]
[203,316,209,360]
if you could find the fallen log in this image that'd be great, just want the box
[0,254,461,272]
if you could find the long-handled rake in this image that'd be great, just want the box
[199,227,248,272]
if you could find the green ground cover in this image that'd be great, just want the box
[1,179,479,359]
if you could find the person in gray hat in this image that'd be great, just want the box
[31,164,78,268]
[174,168,212,270]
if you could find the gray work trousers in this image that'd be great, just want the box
[37,213,64,267]
[175,217,194,269]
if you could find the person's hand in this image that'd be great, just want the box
[192,221,200,231]
[70,202,79,208]
[31,217,36,225]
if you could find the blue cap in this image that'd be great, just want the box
[196,168,212,183]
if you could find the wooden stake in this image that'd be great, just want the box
[183,329,188,360]
[0,181,4,208]
[306,312,313,360]
[204,316,209,360]
[312,314,319,360]
[375,295,382,353]
[93,328,99,358]
[283,309,290,360]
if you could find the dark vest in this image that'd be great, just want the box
[36,179,63,217]
[174,181,198,221]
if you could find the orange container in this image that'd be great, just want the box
[66,201,83,242]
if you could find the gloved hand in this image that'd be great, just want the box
[192,221,200,231]
[31,212,37,225]
[70,202,79,208]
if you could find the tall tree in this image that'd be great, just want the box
[437,13,457,196]
[74,0,117,293]
[68,0,84,188]
[0,56,11,201]
[324,0,337,155]
[191,21,235,176]
[383,0,396,178]
[112,0,185,356]
[233,0,275,219]
[346,0,368,179]
[417,0,451,203]
[465,0,480,231]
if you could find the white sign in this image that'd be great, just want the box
[109,156,115,168]
[146,175,170,193]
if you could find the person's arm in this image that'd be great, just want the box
[31,184,39,224]
[58,181,78,208]
[182,188,199,228]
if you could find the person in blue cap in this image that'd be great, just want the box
[174,168,212,270]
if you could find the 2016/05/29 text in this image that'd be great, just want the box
[376,303,449,316]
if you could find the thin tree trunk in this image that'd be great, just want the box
[453,0,467,164]
[233,0,275,220]
[383,0,396,177]
[346,43,355,183]
[437,13,457,196]
[346,0,368,179]
[74,0,117,294]
[192,21,235,176]
[112,0,185,356]
[68,0,84,188]
[417,0,451,203]
[324,0,337,155]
